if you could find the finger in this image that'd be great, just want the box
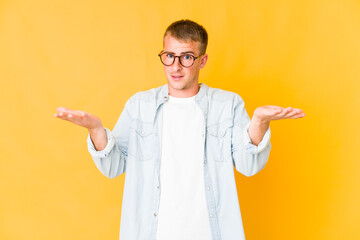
[285,110,306,119]
[289,108,304,115]
[274,108,284,114]
[55,108,72,118]
[54,111,67,118]
[68,111,85,118]
[281,107,295,116]
[284,111,299,118]
[54,109,88,124]
[274,106,293,112]
[283,108,302,116]
[74,110,87,117]
[55,111,81,120]
[288,113,306,119]
[55,111,71,119]
[55,111,72,118]
[295,112,306,117]
[271,107,305,119]
[285,107,304,113]
[272,108,292,118]
[291,108,303,113]
[274,107,290,115]
[56,107,83,117]
[56,114,87,127]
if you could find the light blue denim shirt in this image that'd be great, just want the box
[87,83,271,240]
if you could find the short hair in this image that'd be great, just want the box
[163,19,208,55]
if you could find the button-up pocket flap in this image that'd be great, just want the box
[207,120,233,137]
[131,120,154,136]
[206,120,233,162]
[129,120,155,161]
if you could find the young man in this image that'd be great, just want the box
[55,20,305,240]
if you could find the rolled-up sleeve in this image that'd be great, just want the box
[87,127,115,159]
[231,94,272,177]
[243,121,271,155]
[86,97,134,179]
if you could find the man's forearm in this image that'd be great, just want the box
[247,117,270,146]
[89,127,108,151]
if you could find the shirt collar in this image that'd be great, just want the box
[154,83,208,123]
[157,82,207,106]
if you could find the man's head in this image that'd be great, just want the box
[160,19,209,97]
[163,19,208,55]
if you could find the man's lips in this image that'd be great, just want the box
[171,75,184,81]
[171,75,184,78]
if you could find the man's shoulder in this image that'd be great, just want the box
[128,84,166,102]
[205,85,244,103]
[126,83,244,104]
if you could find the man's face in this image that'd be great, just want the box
[162,34,208,97]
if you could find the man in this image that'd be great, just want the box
[55,19,305,240]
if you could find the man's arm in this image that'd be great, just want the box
[231,95,306,176]
[54,104,130,179]
[54,107,107,150]
[248,106,306,146]
[247,120,270,146]
[89,127,108,151]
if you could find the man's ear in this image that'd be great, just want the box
[199,54,208,69]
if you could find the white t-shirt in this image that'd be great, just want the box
[156,95,212,240]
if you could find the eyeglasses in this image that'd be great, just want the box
[158,51,203,68]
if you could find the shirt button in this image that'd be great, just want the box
[154,213,157,217]
[141,131,145,135]
[207,186,210,191]
[209,214,214,218]
[204,160,207,164]
[157,185,160,189]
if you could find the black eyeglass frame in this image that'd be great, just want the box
[158,51,204,68]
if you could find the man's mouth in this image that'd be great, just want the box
[171,75,184,80]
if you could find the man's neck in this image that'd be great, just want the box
[168,84,200,98]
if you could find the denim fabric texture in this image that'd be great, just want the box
[87,83,271,240]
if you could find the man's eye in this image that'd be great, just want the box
[183,54,193,60]
[166,53,174,58]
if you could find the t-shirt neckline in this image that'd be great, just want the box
[168,94,197,104]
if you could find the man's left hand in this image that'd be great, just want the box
[252,105,306,124]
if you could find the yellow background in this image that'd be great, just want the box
[1,0,359,239]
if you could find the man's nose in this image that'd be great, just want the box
[172,57,182,71]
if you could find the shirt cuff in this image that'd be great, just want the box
[243,122,271,154]
[87,127,115,158]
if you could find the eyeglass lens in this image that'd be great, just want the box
[160,53,195,67]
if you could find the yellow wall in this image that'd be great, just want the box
[1,0,359,239]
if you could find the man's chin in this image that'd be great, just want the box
[168,81,186,90]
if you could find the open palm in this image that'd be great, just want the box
[54,107,102,130]
[253,105,306,123]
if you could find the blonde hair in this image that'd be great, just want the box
[164,19,208,55]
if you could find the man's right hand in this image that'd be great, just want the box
[54,107,108,151]
[54,107,102,130]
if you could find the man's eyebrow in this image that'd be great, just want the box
[181,51,195,54]
[163,51,195,55]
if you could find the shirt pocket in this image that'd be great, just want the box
[206,120,233,162]
[128,120,155,161]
